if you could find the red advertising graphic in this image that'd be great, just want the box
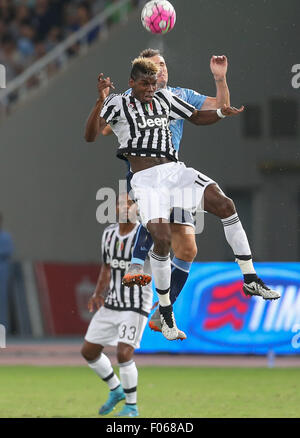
[35,262,100,335]
[204,281,250,330]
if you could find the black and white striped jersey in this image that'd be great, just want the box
[101,223,153,316]
[100,88,195,162]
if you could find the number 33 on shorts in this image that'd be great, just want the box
[119,324,137,341]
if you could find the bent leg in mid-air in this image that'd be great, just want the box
[204,183,280,300]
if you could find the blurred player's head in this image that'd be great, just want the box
[129,57,158,103]
[139,48,168,89]
[116,193,137,224]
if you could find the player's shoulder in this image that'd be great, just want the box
[102,223,118,237]
[168,85,188,100]
[132,222,141,235]
[169,85,202,100]
[123,88,132,96]
[103,93,123,106]
[160,86,192,102]
[155,87,173,105]
[156,87,172,98]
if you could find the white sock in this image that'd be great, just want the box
[119,360,138,405]
[150,251,171,307]
[221,213,256,275]
[88,353,120,390]
[236,259,256,275]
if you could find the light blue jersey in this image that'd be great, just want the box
[167,86,207,151]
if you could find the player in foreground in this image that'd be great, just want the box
[120,50,280,313]
[81,194,153,418]
[85,57,244,341]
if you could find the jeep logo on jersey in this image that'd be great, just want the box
[111,258,131,271]
[187,264,300,353]
[136,114,169,130]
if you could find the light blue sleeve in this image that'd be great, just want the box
[184,88,207,110]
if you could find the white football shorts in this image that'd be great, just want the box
[84,306,148,349]
[130,161,215,227]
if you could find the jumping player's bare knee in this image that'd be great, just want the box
[175,241,197,262]
[218,196,236,219]
[117,343,134,364]
[171,224,197,261]
[153,236,171,255]
[81,341,103,362]
[172,236,197,261]
[147,221,171,256]
[204,185,236,219]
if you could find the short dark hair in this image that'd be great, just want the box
[130,57,158,81]
[139,48,161,58]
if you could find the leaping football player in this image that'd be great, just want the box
[85,56,244,341]
[100,49,280,337]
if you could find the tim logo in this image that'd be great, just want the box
[0,64,6,88]
[189,266,300,351]
[137,114,168,130]
[0,324,6,348]
[201,281,249,331]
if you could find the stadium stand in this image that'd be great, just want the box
[0,0,141,113]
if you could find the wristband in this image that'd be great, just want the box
[216,108,226,119]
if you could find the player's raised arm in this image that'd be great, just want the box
[201,55,231,110]
[189,104,245,125]
[84,73,114,142]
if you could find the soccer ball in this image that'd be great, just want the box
[141,0,176,35]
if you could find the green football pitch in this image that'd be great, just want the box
[0,366,300,418]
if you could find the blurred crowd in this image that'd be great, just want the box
[0,0,140,87]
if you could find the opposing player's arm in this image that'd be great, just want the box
[200,55,230,110]
[84,73,114,142]
[189,104,244,125]
[88,263,111,312]
[168,89,242,126]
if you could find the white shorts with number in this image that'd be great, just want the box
[84,306,148,349]
[130,161,215,227]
